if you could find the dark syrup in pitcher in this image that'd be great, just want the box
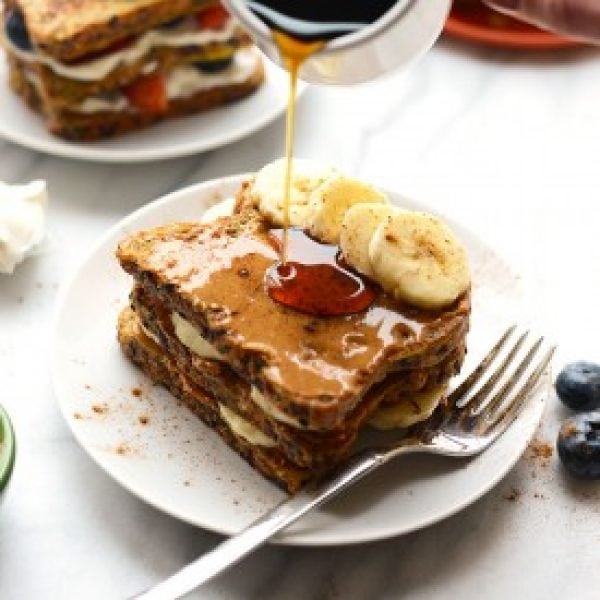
[252,0,397,315]
[246,1,398,41]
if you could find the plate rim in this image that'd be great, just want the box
[51,174,546,546]
[0,403,16,493]
[0,57,300,163]
[445,14,580,49]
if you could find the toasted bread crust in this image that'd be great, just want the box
[118,306,311,493]
[116,210,470,430]
[7,53,265,140]
[11,0,217,62]
[131,283,465,468]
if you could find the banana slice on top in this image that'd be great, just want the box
[250,158,338,229]
[369,211,470,309]
[339,203,397,278]
[309,176,389,245]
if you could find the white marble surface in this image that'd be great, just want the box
[1,38,600,599]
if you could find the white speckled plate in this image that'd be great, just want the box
[0,53,301,162]
[51,175,547,546]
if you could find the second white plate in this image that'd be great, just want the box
[51,175,546,546]
[0,53,296,162]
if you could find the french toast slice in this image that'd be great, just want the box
[130,283,466,469]
[117,207,470,431]
[7,49,264,140]
[118,306,312,494]
[5,0,217,62]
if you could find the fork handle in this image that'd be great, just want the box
[131,449,390,600]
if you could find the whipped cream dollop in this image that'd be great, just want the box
[0,180,48,274]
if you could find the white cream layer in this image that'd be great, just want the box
[2,18,239,82]
[76,96,129,114]
[171,309,442,431]
[250,388,303,429]
[218,403,276,447]
[70,48,259,114]
[169,313,277,447]
[171,312,223,361]
[136,310,276,447]
[171,311,307,429]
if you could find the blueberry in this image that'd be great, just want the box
[5,9,32,51]
[555,361,600,412]
[557,412,600,479]
[194,57,234,74]
[159,16,187,29]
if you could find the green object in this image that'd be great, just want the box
[0,404,16,497]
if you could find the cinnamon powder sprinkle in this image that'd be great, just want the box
[115,443,130,456]
[528,438,553,467]
[138,415,149,425]
[91,404,107,415]
[530,440,553,459]
[504,488,521,502]
[131,387,143,398]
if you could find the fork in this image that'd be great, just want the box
[132,326,555,600]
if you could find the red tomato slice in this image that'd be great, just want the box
[197,5,229,30]
[123,73,168,115]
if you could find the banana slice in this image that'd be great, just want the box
[339,203,397,278]
[369,211,470,309]
[309,176,389,245]
[369,385,447,430]
[250,158,338,229]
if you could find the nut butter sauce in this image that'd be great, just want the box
[247,1,396,315]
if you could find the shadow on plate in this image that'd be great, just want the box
[317,452,466,520]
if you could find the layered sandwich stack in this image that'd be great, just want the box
[1,0,264,140]
[116,160,471,493]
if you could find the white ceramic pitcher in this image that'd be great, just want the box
[221,0,452,85]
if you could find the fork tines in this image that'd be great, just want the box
[446,326,556,436]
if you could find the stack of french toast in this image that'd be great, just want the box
[1,0,264,140]
[116,160,471,492]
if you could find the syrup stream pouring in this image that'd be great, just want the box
[224,0,452,313]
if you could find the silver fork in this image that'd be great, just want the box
[132,326,555,600]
